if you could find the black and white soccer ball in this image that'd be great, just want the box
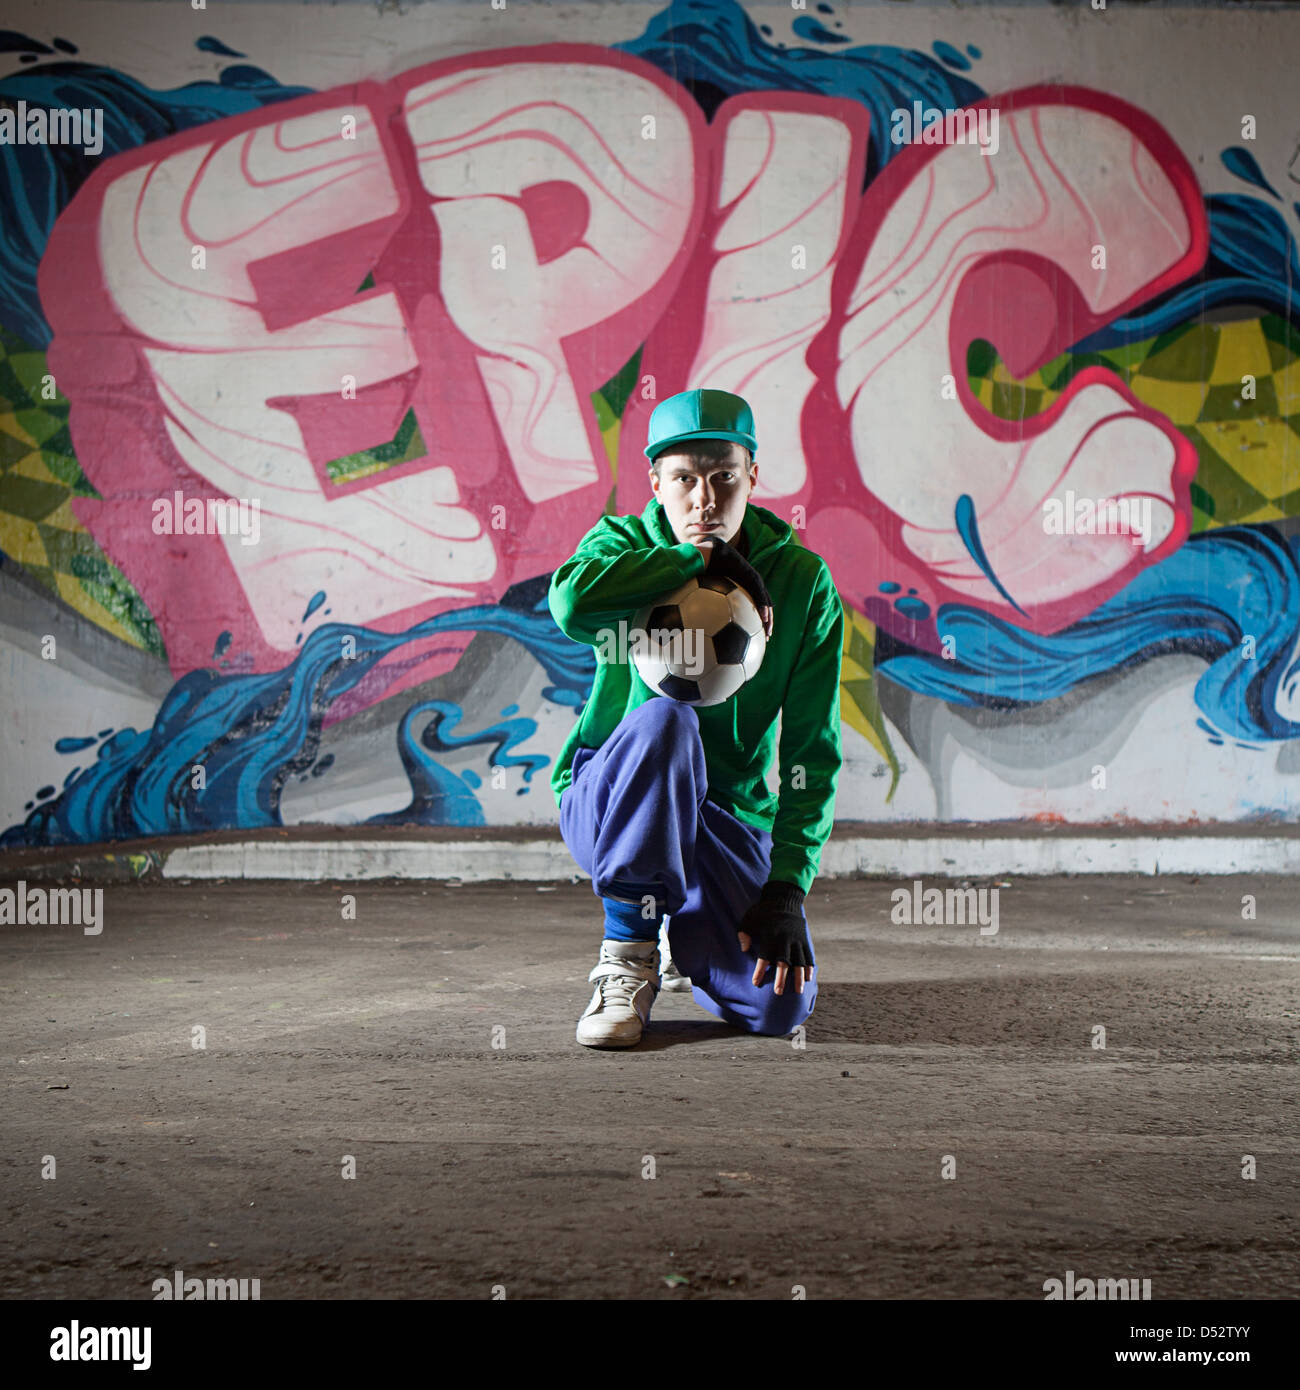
[631,575,766,707]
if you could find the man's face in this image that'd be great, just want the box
[649,442,757,547]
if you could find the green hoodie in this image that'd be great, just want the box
[548,498,844,896]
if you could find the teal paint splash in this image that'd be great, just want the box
[955,493,1027,618]
[1,581,595,846]
[880,526,1300,747]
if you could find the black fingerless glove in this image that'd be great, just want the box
[706,536,772,612]
[737,880,814,970]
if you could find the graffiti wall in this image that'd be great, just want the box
[3,0,1300,844]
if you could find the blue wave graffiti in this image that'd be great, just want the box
[616,0,986,178]
[365,698,547,829]
[1220,146,1283,202]
[0,585,596,847]
[878,525,1300,746]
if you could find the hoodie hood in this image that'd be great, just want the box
[642,498,794,566]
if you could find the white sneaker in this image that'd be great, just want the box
[659,920,692,993]
[576,940,660,1048]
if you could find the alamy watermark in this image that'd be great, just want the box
[152,1269,261,1300]
[1043,491,1152,547]
[594,618,704,675]
[1,882,102,935]
[152,490,261,546]
[1044,1270,1152,1300]
[890,102,999,157]
[50,1322,150,1369]
[890,879,999,935]
[0,102,104,157]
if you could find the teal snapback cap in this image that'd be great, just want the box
[643,388,757,462]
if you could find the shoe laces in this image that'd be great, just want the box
[599,972,646,1010]
[592,945,658,1005]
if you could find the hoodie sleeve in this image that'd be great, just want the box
[548,521,708,647]
[767,559,845,896]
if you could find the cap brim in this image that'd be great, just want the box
[644,429,758,462]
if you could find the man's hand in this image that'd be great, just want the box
[735,881,815,995]
[694,537,774,639]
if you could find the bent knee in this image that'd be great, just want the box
[747,986,817,1037]
[631,697,699,733]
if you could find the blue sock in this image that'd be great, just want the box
[602,880,664,943]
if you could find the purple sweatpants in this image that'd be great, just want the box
[558,698,817,1036]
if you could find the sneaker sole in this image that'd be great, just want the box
[576,1028,645,1049]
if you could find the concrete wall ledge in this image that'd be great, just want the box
[2,822,1300,882]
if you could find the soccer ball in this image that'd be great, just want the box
[631,574,767,706]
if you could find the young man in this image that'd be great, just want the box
[548,388,844,1048]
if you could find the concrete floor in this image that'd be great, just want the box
[2,874,1297,1300]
